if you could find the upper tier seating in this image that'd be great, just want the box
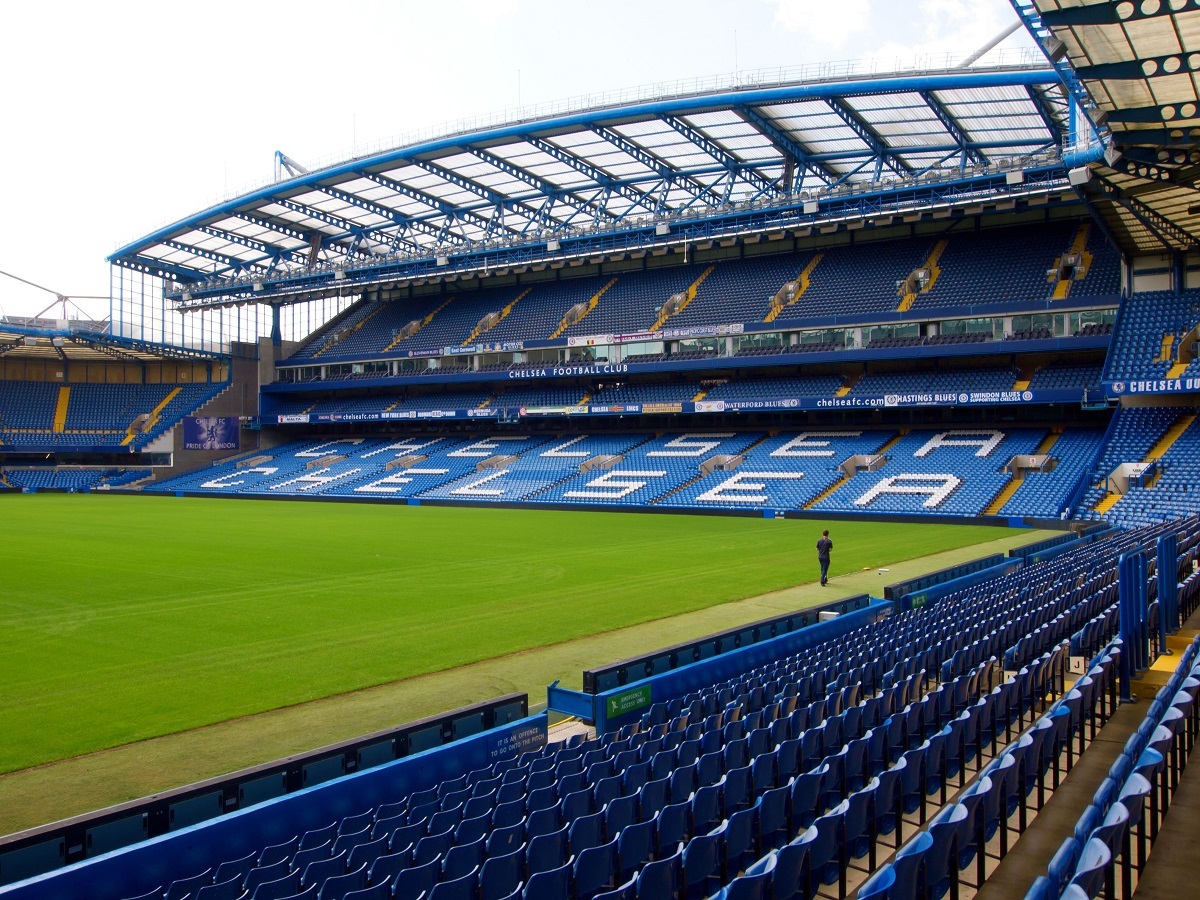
[281,220,1117,368]
[1104,291,1200,382]
[775,240,931,322]
[667,255,809,328]
[850,368,1018,396]
[561,267,704,339]
[906,220,1119,311]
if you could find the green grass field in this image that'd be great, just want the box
[0,494,1019,777]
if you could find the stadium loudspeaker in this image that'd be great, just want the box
[803,201,818,214]
[1005,169,1025,185]
[655,223,670,235]
[546,239,560,252]
[1105,146,1122,167]
[1068,167,1092,186]
[436,256,449,267]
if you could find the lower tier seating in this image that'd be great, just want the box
[150,428,1106,520]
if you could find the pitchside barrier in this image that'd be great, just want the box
[550,602,889,734]
[0,695,531,892]
[883,553,1009,608]
[580,593,874,694]
[1008,523,1115,565]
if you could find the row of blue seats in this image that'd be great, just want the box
[716,648,1078,900]
[856,645,1121,900]
[1032,635,1200,900]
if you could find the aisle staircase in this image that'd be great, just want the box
[382,299,453,352]
[835,372,862,398]
[649,266,715,330]
[983,478,1024,516]
[1088,413,1195,513]
[1034,430,1061,454]
[1050,221,1093,300]
[897,239,947,311]
[462,288,532,345]
[51,386,70,433]
[122,387,181,446]
[1147,413,1196,461]
[1157,333,1175,363]
[549,278,618,339]
[312,304,385,358]
[1012,365,1035,391]
[765,254,823,323]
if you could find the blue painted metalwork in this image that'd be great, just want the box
[918,91,986,169]
[112,70,1064,278]
[1118,548,1149,701]
[165,163,1076,308]
[1157,533,1180,649]
[1009,0,1105,143]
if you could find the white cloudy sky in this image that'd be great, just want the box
[0,0,1035,319]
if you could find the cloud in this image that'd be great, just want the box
[771,0,873,51]
[767,0,1034,63]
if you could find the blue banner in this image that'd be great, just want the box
[268,388,1079,425]
[1105,377,1200,398]
[183,416,240,451]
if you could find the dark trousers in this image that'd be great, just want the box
[819,557,830,584]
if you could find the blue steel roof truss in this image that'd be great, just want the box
[110,68,1082,299]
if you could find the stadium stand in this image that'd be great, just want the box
[561,266,704,338]
[274,218,1120,375]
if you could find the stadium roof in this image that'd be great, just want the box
[0,318,223,362]
[1015,0,1200,251]
[109,62,1086,310]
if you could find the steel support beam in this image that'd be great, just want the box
[919,91,987,167]
[824,98,914,176]
[1039,1,1193,27]
[1092,172,1198,249]
[469,147,616,226]
[522,136,656,216]
[661,115,781,199]
[197,225,305,266]
[735,105,845,189]
[592,125,722,207]
[411,159,549,234]
[1105,102,1200,125]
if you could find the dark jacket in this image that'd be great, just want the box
[816,537,833,559]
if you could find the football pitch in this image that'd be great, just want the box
[1,494,1024,779]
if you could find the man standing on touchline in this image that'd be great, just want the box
[816,529,833,586]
